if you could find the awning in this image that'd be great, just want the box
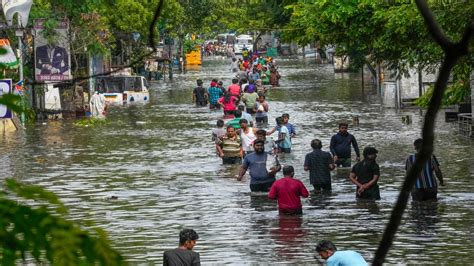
[0,39,19,69]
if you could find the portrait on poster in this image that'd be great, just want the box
[34,19,72,82]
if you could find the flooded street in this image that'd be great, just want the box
[1,57,473,264]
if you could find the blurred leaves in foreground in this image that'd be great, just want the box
[0,178,125,265]
[0,94,35,120]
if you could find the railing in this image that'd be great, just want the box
[457,113,473,138]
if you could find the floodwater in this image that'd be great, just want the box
[1,57,473,264]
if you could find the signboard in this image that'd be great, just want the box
[34,19,72,82]
[1,0,32,27]
[0,79,13,118]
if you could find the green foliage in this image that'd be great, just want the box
[0,94,35,120]
[107,0,154,37]
[416,60,473,107]
[0,179,124,265]
[281,0,473,104]
[216,0,295,37]
[30,1,114,56]
[73,117,108,127]
[183,38,203,54]
[416,81,471,107]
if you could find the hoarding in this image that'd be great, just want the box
[0,79,13,118]
[34,19,72,82]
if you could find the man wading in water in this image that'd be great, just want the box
[237,140,281,192]
[315,240,367,266]
[304,139,336,193]
[216,126,243,165]
[269,165,309,215]
[406,138,445,201]
[163,229,200,266]
[348,147,381,200]
[239,118,257,157]
[192,79,208,107]
[330,122,360,167]
[254,94,269,125]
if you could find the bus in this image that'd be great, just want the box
[234,34,253,55]
[95,75,150,104]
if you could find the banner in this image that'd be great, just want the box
[34,19,72,82]
[1,0,33,27]
[0,79,13,118]
[0,39,19,69]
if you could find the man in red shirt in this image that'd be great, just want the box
[269,165,309,215]
[242,59,250,70]
[227,78,241,98]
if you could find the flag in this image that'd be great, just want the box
[2,0,33,27]
[0,39,19,69]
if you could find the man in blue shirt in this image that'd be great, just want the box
[237,140,281,192]
[330,122,360,167]
[316,240,367,266]
[406,138,445,201]
[207,80,223,110]
[281,113,296,137]
[267,113,296,137]
[275,117,291,153]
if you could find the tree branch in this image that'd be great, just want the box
[148,0,165,51]
[414,0,454,49]
[373,1,473,265]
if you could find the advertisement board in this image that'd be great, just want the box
[0,79,13,118]
[34,19,72,82]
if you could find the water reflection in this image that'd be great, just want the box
[356,199,381,215]
[308,192,332,208]
[271,215,306,260]
[249,194,277,212]
[409,201,440,233]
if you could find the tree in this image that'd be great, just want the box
[0,178,124,264]
[281,0,473,104]
[374,1,473,264]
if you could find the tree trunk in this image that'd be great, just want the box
[372,0,473,264]
[253,32,263,53]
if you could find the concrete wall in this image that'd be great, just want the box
[399,68,437,99]
[259,33,273,47]
[381,67,439,108]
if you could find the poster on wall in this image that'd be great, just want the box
[34,19,72,82]
[0,79,13,118]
